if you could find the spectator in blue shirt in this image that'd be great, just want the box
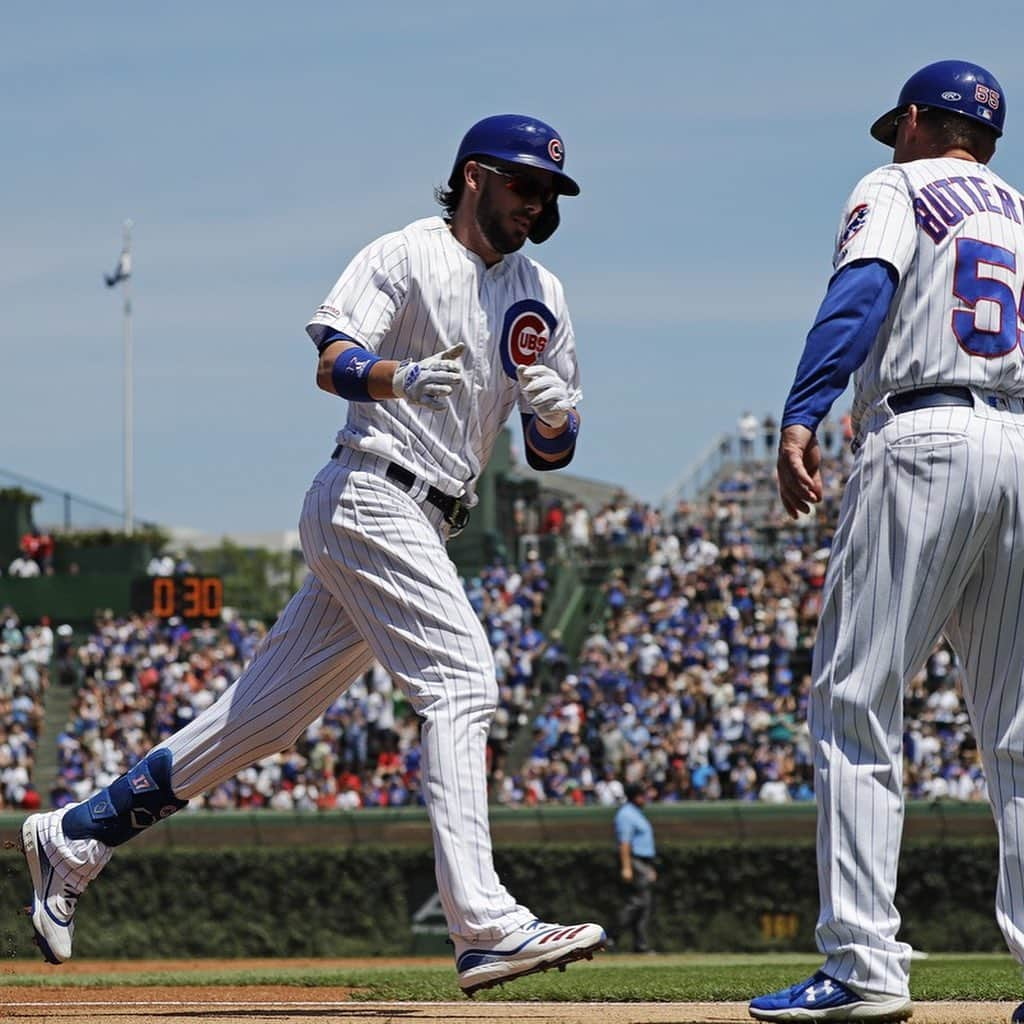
[610,781,657,953]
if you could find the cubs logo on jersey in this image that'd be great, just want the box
[500,299,557,379]
[840,204,870,247]
[835,203,870,263]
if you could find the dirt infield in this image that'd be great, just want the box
[0,956,436,975]
[1,992,1020,1024]
[0,960,1018,1023]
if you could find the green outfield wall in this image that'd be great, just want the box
[0,804,1001,959]
[0,800,991,849]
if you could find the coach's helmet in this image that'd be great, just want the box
[448,114,580,243]
[870,59,1006,146]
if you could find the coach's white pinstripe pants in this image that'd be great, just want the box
[814,397,1024,997]
[159,450,532,941]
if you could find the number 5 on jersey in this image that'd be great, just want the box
[953,237,1024,357]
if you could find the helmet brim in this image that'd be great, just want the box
[510,155,581,196]
[870,105,902,147]
[450,154,581,196]
[870,101,1005,147]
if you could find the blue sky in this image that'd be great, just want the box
[6,2,1024,534]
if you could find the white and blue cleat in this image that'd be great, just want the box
[748,970,912,1021]
[19,812,81,964]
[455,918,606,996]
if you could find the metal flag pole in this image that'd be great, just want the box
[121,219,134,536]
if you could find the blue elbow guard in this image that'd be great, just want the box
[331,346,382,402]
[62,748,187,847]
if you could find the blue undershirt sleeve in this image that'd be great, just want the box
[781,258,898,432]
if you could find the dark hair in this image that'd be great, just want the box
[625,782,645,802]
[434,168,466,219]
[919,108,997,160]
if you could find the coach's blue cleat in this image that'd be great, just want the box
[748,970,912,1021]
[1012,1002,1024,1022]
[454,918,605,996]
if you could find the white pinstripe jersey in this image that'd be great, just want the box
[835,158,1024,431]
[306,216,580,506]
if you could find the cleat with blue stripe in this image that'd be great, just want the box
[20,812,84,964]
[455,918,605,996]
[749,970,912,1021]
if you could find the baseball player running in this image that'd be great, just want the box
[19,114,604,996]
[749,61,1024,1023]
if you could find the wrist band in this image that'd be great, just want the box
[527,410,579,455]
[331,346,382,402]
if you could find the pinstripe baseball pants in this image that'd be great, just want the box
[159,450,531,941]
[813,397,1024,996]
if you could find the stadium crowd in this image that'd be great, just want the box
[500,451,985,807]
[6,530,56,578]
[49,555,552,811]
[2,416,987,812]
[0,608,51,810]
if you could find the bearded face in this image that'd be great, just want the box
[474,172,533,255]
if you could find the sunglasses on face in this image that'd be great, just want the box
[476,162,556,205]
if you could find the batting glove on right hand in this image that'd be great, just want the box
[516,363,579,429]
[392,343,465,411]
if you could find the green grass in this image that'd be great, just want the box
[1,954,1020,1002]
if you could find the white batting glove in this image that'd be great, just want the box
[392,343,465,411]
[517,363,579,429]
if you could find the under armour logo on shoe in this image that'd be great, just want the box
[805,980,834,1003]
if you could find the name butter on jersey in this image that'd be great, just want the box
[835,158,1024,425]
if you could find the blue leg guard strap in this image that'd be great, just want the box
[63,748,187,846]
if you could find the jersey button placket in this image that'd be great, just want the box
[474,297,488,397]
[477,273,498,396]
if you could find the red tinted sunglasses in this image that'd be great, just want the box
[476,162,556,205]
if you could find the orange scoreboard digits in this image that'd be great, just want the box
[153,577,176,617]
[130,575,224,621]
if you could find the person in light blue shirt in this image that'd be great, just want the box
[610,781,657,953]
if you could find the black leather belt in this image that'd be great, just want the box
[888,386,973,415]
[331,446,470,534]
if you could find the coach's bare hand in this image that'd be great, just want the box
[392,343,465,411]
[777,424,824,519]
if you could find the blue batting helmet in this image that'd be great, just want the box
[870,60,1006,146]
[448,114,581,196]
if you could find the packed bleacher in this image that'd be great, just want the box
[0,608,51,810]
[48,554,552,811]
[501,446,986,806]
[2,410,989,811]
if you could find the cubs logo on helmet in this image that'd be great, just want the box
[500,299,557,379]
[449,114,581,197]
